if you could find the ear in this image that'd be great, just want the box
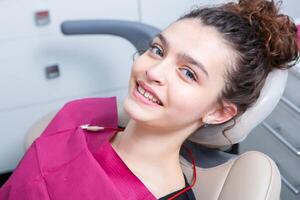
[203,102,237,125]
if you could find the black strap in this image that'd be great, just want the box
[158,174,196,200]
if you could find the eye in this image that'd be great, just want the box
[180,68,197,81]
[149,44,164,57]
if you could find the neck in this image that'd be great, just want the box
[110,119,199,173]
[109,119,201,197]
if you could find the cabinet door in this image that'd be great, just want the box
[0,35,135,110]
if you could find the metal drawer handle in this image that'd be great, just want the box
[261,122,300,156]
[280,96,300,115]
[276,163,300,195]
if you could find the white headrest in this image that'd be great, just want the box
[188,69,288,147]
[117,69,288,148]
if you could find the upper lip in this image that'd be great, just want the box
[136,80,163,105]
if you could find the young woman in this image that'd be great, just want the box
[1,0,299,199]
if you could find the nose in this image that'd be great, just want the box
[145,62,168,85]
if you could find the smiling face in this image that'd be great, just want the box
[123,19,237,132]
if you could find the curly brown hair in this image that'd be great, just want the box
[177,0,299,141]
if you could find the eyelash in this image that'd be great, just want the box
[148,43,198,82]
[149,44,164,57]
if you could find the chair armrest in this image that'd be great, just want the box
[219,151,281,200]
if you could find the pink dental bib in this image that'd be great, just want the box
[0,97,156,200]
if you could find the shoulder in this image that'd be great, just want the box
[26,97,118,148]
[34,96,119,165]
[58,96,118,127]
[62,96,117,110]
[58,96,118,120]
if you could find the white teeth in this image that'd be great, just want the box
[138,85,145,94]
[137,85,161,105]
[144,92,150,98]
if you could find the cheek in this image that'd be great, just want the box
[130,62,140,77]
[131,54,150,72]
[167,84,219,120]
[128,60,144,86]
[168,87,207,118]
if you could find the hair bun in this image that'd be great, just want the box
[227,0,299,70]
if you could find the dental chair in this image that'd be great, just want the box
[25,20,285,200]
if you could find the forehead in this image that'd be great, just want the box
[161,19,227,50]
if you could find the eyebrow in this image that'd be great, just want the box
[154,33,209,78]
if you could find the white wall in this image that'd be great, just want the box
[0,0,299,173]
[140,0,226,30]
[282,0,300,21]
[0,0,139,173]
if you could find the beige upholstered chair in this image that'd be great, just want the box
[25,68,285,200]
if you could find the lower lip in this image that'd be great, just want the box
[133,84,162,107]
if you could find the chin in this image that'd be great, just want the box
[123,95,156,124]
[123,95,143,121]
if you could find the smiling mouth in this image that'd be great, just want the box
[135,81,163,106]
